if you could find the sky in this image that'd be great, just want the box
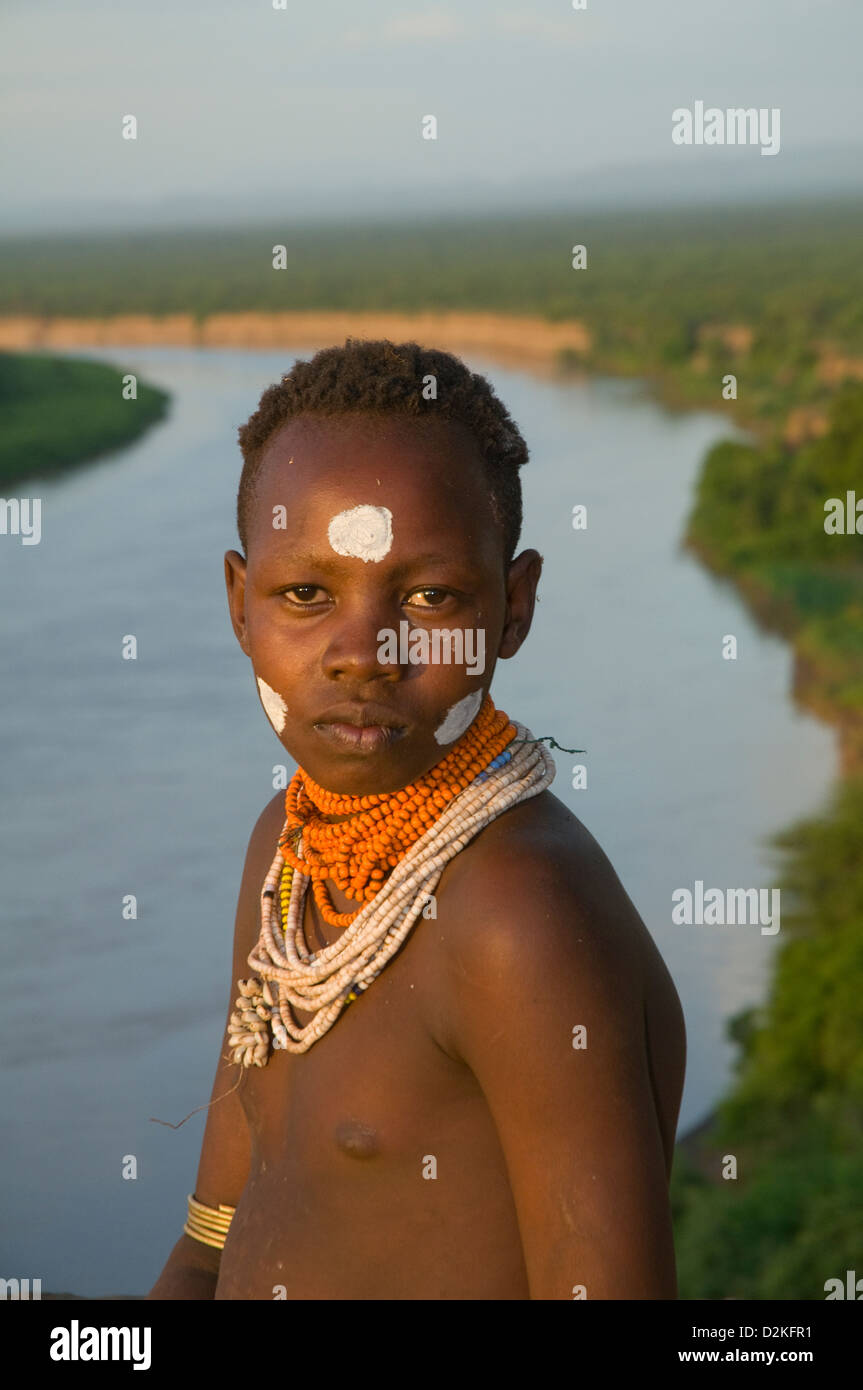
[2,0,862,232]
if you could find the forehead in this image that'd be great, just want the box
[248,413,502,562]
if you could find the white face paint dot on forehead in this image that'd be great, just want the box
[327,505,393,563]
[256,676,288,734]
[434,689,483,746]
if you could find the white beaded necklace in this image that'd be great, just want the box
[228,722,555,1060]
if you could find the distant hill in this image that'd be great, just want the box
[2,144,861,237]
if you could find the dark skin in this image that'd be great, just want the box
[148,411,686,1301]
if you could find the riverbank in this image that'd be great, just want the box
[0,310,591,372]
[683,394,863,777]
[0,309,793,473]
[0,307,844,454]
[690,564,863,778]
[0,350,169,486]
[670,378,863,1297]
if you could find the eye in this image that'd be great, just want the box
[406,588,451,608]
[282,585,329,605]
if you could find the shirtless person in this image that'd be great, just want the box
[149,339,686,1301]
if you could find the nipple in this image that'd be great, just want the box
[334,1118,380,1160]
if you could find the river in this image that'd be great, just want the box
[0,346,836,1295]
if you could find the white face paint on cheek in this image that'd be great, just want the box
[327,504,393,563]
[256,676,288,734]
[434,689,483,746]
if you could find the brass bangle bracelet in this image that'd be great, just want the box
[184,1221,229,1251]
[184,1193,236,1251]
[188,1192,235,1225]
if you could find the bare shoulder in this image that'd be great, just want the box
[438,788,657,981]
[247,789,287,872]
[249,788,288,860]
[233,790,287,956]
[427,790,685,1293]
[433,789,686,1165]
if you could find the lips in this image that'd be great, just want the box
[314,722,405,753]
[313,704,407,755]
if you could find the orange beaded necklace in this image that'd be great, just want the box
[279,694,515,927]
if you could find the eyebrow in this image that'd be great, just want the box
[275,551,471,576]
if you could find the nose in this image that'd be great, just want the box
[320,603,401,684]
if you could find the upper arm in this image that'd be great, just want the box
[440,842,678,1301]
[190,791,286,1238]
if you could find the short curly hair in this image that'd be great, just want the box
[236,338,529,564]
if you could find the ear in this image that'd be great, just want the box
[499,549,543,659]
[224,550,251,656]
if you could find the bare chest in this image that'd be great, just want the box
[218,897,528,1298]
[237,896,479,1176]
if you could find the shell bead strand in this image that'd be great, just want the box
[228,697,556,1060]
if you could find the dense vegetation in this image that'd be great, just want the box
[0,351,169,485]
[673,365,863,1297]
[672,776,863,1299]
[2,199,863,437]
[686,385,863,717]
